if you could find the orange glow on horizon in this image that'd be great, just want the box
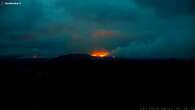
[90,50,110,58]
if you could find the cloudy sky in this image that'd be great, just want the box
[0,0,194,58]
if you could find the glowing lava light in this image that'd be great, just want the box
[90,50,110,58]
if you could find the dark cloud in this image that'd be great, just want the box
[0,0,194,58]
[134,0,194,16]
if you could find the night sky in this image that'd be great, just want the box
[0,0,194,58]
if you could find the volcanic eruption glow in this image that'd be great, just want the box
[90,50,110,58]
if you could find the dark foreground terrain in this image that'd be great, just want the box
[0,54,194,109]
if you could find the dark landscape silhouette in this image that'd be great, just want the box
[0,54,194,109]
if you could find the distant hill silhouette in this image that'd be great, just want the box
[0,55,19,60]
[50,53,115,64]
[52,53,92,62]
